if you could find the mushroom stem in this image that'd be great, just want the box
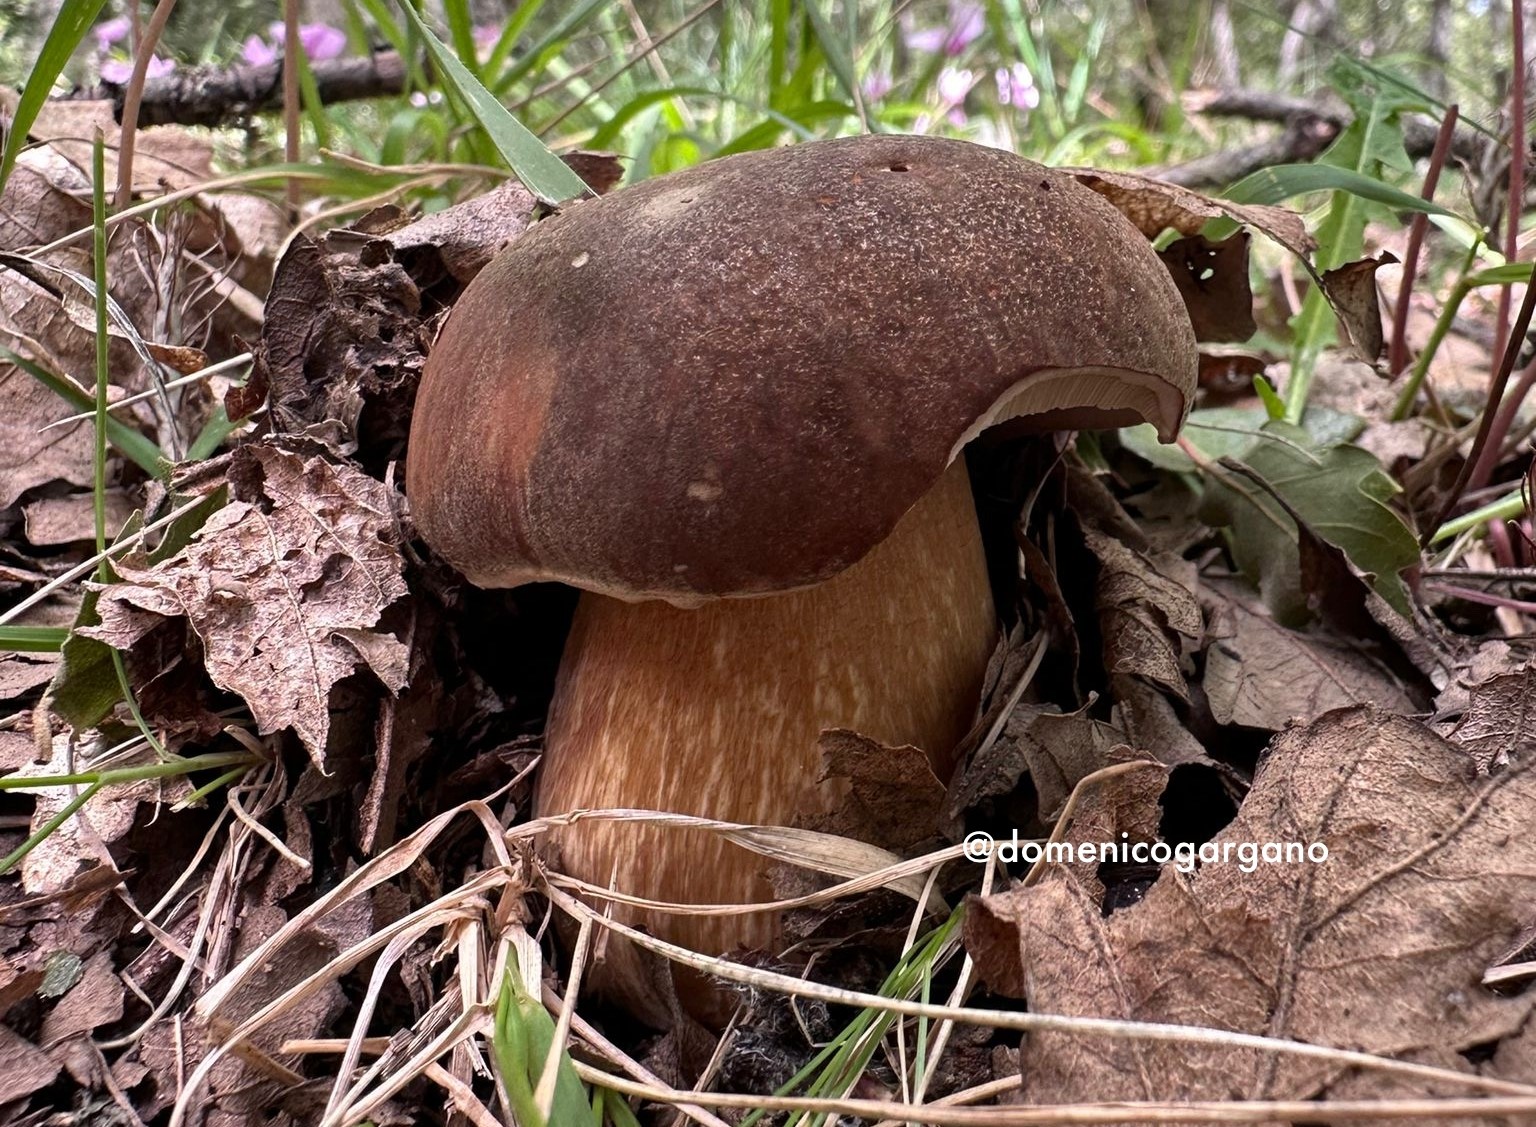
[535,459,996,1011]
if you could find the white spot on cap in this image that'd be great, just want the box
[571,251,590,268]
[687,480,723,503]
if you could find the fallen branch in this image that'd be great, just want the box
[67,50,409,129]
[1153,86,1494,189]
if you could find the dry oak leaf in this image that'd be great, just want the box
[1200,576,1414,730]
[81,445,408,765]
[1081,523,1201,703]
[965,706,1536,1106]
[1439,658,1536,771]
[1067,167,1316,260]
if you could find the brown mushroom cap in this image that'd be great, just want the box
[406,134,1197,603]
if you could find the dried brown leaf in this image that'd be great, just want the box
[81,444,409,764]
[1200,576,1415,729]
[0,358,95,509]
[953,701,1129,826]
[7,734,169,895]
[0,653,57,702]
[39,949,123,1046]
[21,488,136,546]
[1070,168,1392,363]
[1198,348,1269,394]
[253,236,423,456]
[1157,231,1257,343]
[1082,524,1201,702]
[0,1024,58,1105]
[1108,674,1212,768]
[1439,659,1536,770]
[372,178,540,286]
[966,707,1536,1104]
[1068,167,1317,258]
[800,728,945,854]
[1322,253,1395,365]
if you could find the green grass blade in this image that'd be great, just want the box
[185,405,238,462]
[802,0,875,130]
[491,0,609,96]
[0,626,69,653]
[1063,12,1106,124]
[590,87,709,150]
[443,0,480,74]
[0,0,109,195]
[1226,163,1459,218]
[484,0,544,80]
[92,133,110,558]
[1466,263,1536,287]
[1,347,168,478]
[92,132,168,761]
[393,0,592,205]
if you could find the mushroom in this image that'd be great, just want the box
[406,134,1197,1017]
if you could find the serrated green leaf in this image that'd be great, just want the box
[393,1,591,205]
[1198,421,1418,624]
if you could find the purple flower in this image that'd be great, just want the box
[299,23,346,60]
[995,62,1039,111]
[474,24,501,52]
[101,55,174,84]
[862,69,893,102]
[265,21,347,61]
[94,15,132,50]
[242,34,277,66]
[904,1,984,56]
[937,65,977,125]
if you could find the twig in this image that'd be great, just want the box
[1388,106,1458,376]
[571,1068,1536,1125]
[74,52,409,128]
[116,0,179,208]
[1424,280,1536,546]
[1163,86,1492,189]
[282,0,300,217]
[1492,3,1529,413]
[1425,583,1536,615]
[545,885,1536,1098]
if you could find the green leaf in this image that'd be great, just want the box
[802,0,872,129]
[590,86,712,151]
[1254,375,1286,420]
[491,0,607,96]
[492,960,589,1127]
[1198,421,1419,624]
[1120,404,1363,474]
[49,491,224,729]
[393,1,591,205]
[1226,164,1458,219]
[0,0,109,196]
[185,405,238,462]
[1,347,168,478]
[0,626,68,653]
[1467,263,1536,287]
[49,588,118,730]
